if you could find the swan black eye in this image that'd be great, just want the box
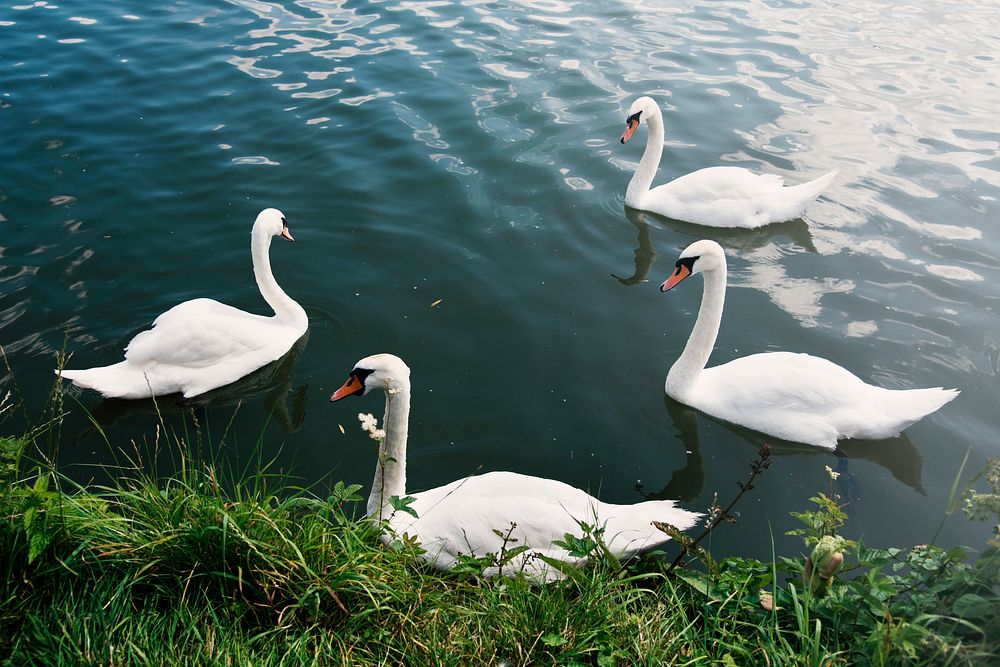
[626,110,642,124]
[281,216,288,227]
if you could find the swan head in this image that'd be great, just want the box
[660,239,725,292]
[620,96,660,143]
[255,208,294,242]
[330,353,411,401]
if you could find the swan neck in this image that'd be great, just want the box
[368,380,410,520]
[252,228,306,325]
[668,264,726,393]
[626,107,664,207]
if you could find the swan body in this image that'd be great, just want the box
[330,354,701,583]
[58,209,308,399]
[620,96,836,228]
[659,240,958,449]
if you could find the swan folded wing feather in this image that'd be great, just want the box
[693,352,952,448]
[125,308,277,369]
[601,498,701,553]
[396,471,700,567]
[656,167,784,203]
[699,352,866,404]
[147,298,235,327]
[689,353,855,447]
[399,473,595,551]
[646,168,789,227]
[121,301,303,399]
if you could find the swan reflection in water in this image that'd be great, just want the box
[612,207,817,288]
[78,331,310,438]
[637,393,926,506]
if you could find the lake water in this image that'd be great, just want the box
[1,0,998,559]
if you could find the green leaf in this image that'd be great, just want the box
[945,546,969,563]
[388,495,419,518]
[329,481,364,505]
[952,593,995,620]
[28,527,52,563]
[451,552,495,576]
[496,544,531,567]
[540,632,568,647]
[674,569,709,597]
[553,532,596,558]
[536,555,587,584]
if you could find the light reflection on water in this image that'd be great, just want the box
[0,0,998,557]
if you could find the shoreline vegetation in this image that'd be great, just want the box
[1,385,998,665]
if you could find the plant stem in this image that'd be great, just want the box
[666,445,772,573]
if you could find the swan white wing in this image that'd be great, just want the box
[689,352,941,448]
[393,471,699,579]
[398,472,598,554]
[698,352,866,403]
[644,167,786,227]
[125,299,280,369]
[147,297,251,328]
[117,299,304,398]
[654,167,783,202]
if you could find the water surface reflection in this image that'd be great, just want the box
[640,393,925,505]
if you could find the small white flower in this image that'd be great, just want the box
[358,412,378,432]
[825,465,841,481]
[357,413,385,442]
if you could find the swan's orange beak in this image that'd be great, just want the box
[330,374,363,402]
[621,118,639,144]
[660,265,691,292]
[280,228,294,242]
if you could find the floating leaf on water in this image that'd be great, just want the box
[338,424,345,434]
[431,299,443,308]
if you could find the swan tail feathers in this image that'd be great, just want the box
[609,500,702,530]
[601,501,702,560]
[870,386,959,437]
[57,362,156,400]
[779,169,838,217]
[897,386,959,421]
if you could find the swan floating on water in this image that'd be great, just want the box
[330,353,701,583]
[658,240,958,449]
[620,96,836,228]
[58,208,308,399]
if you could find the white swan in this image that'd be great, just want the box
[58,209,308,399]
[329,354,701,583]
[659,240,958,449]
[620,96,837,228]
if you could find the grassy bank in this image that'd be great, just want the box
[1,409,999,664]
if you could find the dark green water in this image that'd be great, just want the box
[1,0,998,558]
